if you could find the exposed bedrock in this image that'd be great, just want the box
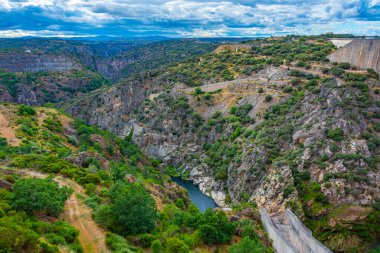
[0,53,81,72]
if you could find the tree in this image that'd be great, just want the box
[327,128,344,141]
[199,209,236,244]
[12,178,73,216]
[228,237,265,253]
[17,104,36,116]
[165,238,189,253]
[151,239,162,253]
[97,182,157,235]
[194,87,204,95]
[264,95,273,103]
[0,217,39,253]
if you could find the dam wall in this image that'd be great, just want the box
[330,39,353,48]
[260,208,332,253]
[328,39,380,74]
[0,53,81,72]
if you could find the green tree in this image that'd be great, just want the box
[17,104,36,116]
[327,128,344,141]
[151,239,162,253]
[194,87,204,95]
[0,217,39,253]
[12,178,73,216]
[97,182,157,235]
[228,237,265,253]
[165,238,189,253]
[199,209,236,244]
[264,95,273,103]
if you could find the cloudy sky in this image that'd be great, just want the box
[0,0,379,38]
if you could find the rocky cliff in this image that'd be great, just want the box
[328,39,380,74]
[0,53,81,72]
[65,38,380,252]
[66,66,380,252]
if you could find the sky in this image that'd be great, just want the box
[0,0,379,38]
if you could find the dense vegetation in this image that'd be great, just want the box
[0,181,82,252]
[0,69,109,104]
[0,103,273,252]
[153,36,335,87]
[132,35,380,252]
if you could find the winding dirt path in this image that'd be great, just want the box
[18,170,109,253]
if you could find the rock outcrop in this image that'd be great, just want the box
[0,53,81,72]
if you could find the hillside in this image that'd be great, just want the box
[0,38,217,82]
[64,36,380,252]
[0,68,109,105]
[0,103,273,253]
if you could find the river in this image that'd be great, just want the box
[171,177,218,212]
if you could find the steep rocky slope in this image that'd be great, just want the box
[0,53,81,72]
[0,68,109,105]
[0,38,217,82]
[0,102,274,253]
[65,37,380,252]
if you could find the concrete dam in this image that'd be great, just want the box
[328,39,380,74]
[0,53,81,72]
[260,208,332,253]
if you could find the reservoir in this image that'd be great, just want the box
[171,177,218,212]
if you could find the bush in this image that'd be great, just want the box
[327,128,344,141]
[283,185,294,198]
[95,182,157,235]
[17,105,36,116]
[12,178,73,216]
[264,95,273,103]
[228,237,264,253]
[194,87,204,95]
[0,218,39,253]
[151,239,162,253]
[11,154,77,173]
[50,221,79,244]
[199,209,236,245]
[105,232,137,253]
[165,238,189,253]
[337,62,350,69]
[291,78,302,86]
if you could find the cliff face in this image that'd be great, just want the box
[0,69,108,105]
[66,64,380,252]
[328,39,380,74]
[0,53,81,72]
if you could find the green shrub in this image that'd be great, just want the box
[0,216,39,252]
[194,87,204,95]
[327,128,344,141]
[11,154,77,173]
[165,237,189,253]
[12,178,73,216]
[283,185,294,198]
[198,209,236,245]
[95,182,157,235]
[264,95,273,103]
[228,237,264,253]
[17,105,36,116]
[151,239,162,253]
[105,232,137,253]
[45,233,66,245]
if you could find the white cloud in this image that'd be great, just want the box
[0,0,378,37]
[0,29,96,38]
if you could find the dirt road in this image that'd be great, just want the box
[18,170,109,253]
